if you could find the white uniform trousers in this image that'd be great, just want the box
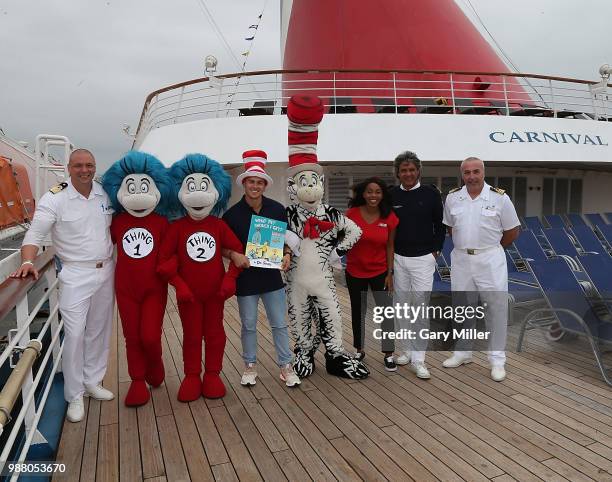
[58,261,115,401]
[393,253,436,362]
[450,246,508,367]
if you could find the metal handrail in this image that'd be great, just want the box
[0,247,62,468]
[132,69,612,148]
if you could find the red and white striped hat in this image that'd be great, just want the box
[236,149,274,186]
[287,95,324,176]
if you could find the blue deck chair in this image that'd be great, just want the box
[518,257,612,386]
[541,228,580,257]
[524,216,546,232]
[505,251,537,285]
[513,230,549,262]
[566,213,588,228]
[570,225,607,255]
[433,269,451,292]
[578,254,612,301]
[606,213,612,224]
[597,224,612,247]
[585,213,609,229]
[544,214,566,229]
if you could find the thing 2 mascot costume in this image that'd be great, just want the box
[102,151,173,407]
[285,95,369,380]
[160,154,242,402]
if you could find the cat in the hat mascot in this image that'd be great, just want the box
[102,151,173,406]
[159,154,243,402]
[285,95,369,380]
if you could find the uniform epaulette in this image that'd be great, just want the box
[491,186,506,195]
[49,182,68,194]
[447,187,461,194]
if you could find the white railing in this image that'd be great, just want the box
[133,69,612,147]
[0,249,63,480]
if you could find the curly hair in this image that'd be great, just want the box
[168,153,231,218]
[101,151,173,217]
[393,150,421,178]
[348,177,392,218]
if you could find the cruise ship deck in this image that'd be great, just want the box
[54,280,612,482]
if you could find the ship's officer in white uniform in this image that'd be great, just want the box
[442,157,520,381]
[11,149,116,422]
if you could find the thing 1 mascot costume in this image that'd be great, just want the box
[102,151,173,406]
[284,95,369,380]
[159,154,242,402]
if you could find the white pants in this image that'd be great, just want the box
[450,246,508,367]
[58,261,115,401]
[394,253,436,362]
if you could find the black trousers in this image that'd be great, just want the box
[345,271,395,353]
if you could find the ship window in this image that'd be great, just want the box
[554,179,569,214]
[569,179,583,213]
[514,177,527,217]
[542,178,554,215]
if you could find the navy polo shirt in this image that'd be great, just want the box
[222,195,287,296]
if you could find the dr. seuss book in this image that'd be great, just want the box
[245,215,287,269]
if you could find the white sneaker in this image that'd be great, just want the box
[241,363,257,386]
[442,354,473,368]
[491,366,506,382]
[84,384,114,401]
[280,364,301,387]
[395,351,411,366]
[67,396,84,422]
[410,361,431,379]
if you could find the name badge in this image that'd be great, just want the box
[122,228,154,259]
[186,231,216,262]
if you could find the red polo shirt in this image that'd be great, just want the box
[345,207,399,278]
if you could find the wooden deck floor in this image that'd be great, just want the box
[54,280,612,481]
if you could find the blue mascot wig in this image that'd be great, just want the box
[168,153,231,218]
[101,151,173,217]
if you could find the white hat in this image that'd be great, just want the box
[235,149,274,186]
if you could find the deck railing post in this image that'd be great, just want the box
[173,86,185,124]
[502,76,510,116]
[449,72,456,114]
[393,72,398,114]
[333,71,337,114]
[549,79,557,117]
[15,296,37,435]
[44,267,61,370]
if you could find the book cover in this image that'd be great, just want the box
[245,215,287,269]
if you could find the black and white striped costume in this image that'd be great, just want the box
[285,203,369,379]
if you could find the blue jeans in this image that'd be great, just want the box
[237,287,293,366]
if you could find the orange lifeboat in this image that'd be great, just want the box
[0,156,34,229]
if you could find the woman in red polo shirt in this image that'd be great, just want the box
[345,177,399,371]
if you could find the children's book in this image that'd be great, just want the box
[245,215,287,269]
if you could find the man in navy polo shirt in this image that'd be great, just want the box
[222,150,301,388]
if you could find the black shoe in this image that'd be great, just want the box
[325,351,370,379]
[384,356,397,372]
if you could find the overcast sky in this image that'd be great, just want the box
[1,0,610,171]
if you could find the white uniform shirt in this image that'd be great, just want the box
[23,178,114,262]
[443,183,520,249]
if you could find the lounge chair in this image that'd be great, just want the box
[544,214,566,229]
[523,216,546,232]
[585,213,608,229]
[570,225,607,255]
[566,213,588,228]
[517,257,612,386]
[513,229,549,262]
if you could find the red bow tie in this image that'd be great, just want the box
[303,216,334,239]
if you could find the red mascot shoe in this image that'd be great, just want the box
[177,374,202,402]
[145,360,165,388]
[125,380,150,407]
[202,372,226,399]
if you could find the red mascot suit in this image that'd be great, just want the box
[160,153,242,402]
[102,151,173,406]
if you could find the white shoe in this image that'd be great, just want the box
[491,366,506,382]
[395,351,411,366]
[241,363,257,386]
[280,364,301,387]
[410,361,431,379]
[67,396,84,422]
[442,354,473,368]
[84,384,114,401]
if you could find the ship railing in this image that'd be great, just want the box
[0,248,63,479]
[133,69,612,147]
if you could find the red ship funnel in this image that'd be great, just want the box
[281,0,530,110]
